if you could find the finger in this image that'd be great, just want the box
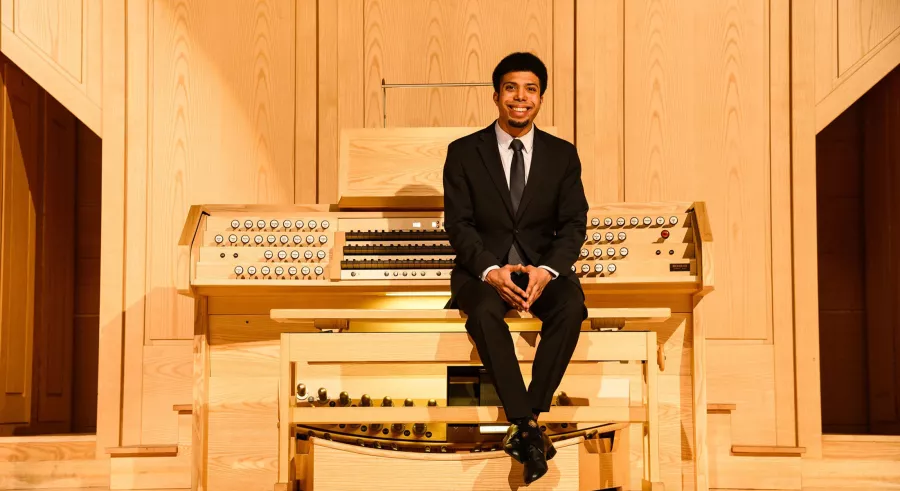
[504,278,525,299]
[500,287,523,310]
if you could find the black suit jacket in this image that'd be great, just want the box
[443,123,589,307]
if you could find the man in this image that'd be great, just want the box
[442,52,589,484]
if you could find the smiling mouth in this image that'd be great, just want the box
[509,106,531,116]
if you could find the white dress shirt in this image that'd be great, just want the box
[481,121,559,281]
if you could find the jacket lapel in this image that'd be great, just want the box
[515,127,549,222]
[476,125,515,218]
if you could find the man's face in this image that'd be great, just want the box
[493,71,542,130]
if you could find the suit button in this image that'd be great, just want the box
[514,229,519,234]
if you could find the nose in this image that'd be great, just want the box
[514,87,526,100]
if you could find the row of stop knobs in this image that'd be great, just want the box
[230,219,330,231]
[297,385,433,436]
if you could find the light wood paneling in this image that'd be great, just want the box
[708,345,777,446]
[16,0,83,80]
[574,0,623,204]
[624,0,772,340]
[294,0,318,204]
[838,0,900,74]
[816,0,900,132]
[0,0,102,134]
[141,344,192,445]
[97,0,126,458]
[317,0,364,204]
[146,0,297,340]
[793,0,825,458]
[364,0,554,129]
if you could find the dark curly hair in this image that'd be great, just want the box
[491,52,548,96]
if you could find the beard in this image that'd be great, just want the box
[507,117,530,128]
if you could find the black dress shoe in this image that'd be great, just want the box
[540,430,557,461]
[502,423,525,463]
[522,440,548,484]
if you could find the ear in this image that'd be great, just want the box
[493,92,499,103]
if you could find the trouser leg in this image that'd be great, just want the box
[456,278,532,421]
[526,277,586,413]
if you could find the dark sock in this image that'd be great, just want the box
[513,417,540,440]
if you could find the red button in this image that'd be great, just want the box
[661,230,670,239]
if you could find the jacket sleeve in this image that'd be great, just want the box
[443,142,500,278]
[537,145,588,275]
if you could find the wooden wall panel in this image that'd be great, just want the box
[317,0,364,204]
[0,61,41,426]
[146,0,296,340]
[15,0,83,80]
[0,0,102,134]
[815,0,900,132]
[574,0,623,204]
[364,0,554,129]
[32,94,76,430]
[624,0,772,340]
[708,344,777,445]
[838,0,900,74]
[141,344,192,444]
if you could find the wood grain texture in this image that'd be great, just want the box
[121,0,152,446]
[147,0,296,340]
[838,0,900,74]
[624,0,772,340]
[141,344,192,445]
[317,0,364,204]
[0,435,94,462]
[308,436,579,490]
[707,345,776,445]
[97,0,126,457]
[769,0,797,446]
[816,0,900,131]
[294,0,317,204]
[0,0,102,133]
[792,0,824,456]
[363,0,553,129]
[575,0,623,204]
[15,0,83,80]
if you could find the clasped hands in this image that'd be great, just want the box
[485,265,551,312]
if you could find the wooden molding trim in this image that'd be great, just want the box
[707,403,737,413]
[106,444,178,457]
[731,445,805,457]
[172,404,192,414]
[306,435,583,462]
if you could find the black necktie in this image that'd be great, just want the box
[508,139,526,265]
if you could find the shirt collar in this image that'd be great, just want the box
[494,120,535,153]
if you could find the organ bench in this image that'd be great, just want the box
[274,308,669,490]
[179,126,714,491]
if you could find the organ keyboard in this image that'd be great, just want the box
[181,204,710,293]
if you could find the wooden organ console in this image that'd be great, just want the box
[179,127,714,491]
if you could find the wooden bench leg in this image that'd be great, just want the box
[644,331,662,488]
